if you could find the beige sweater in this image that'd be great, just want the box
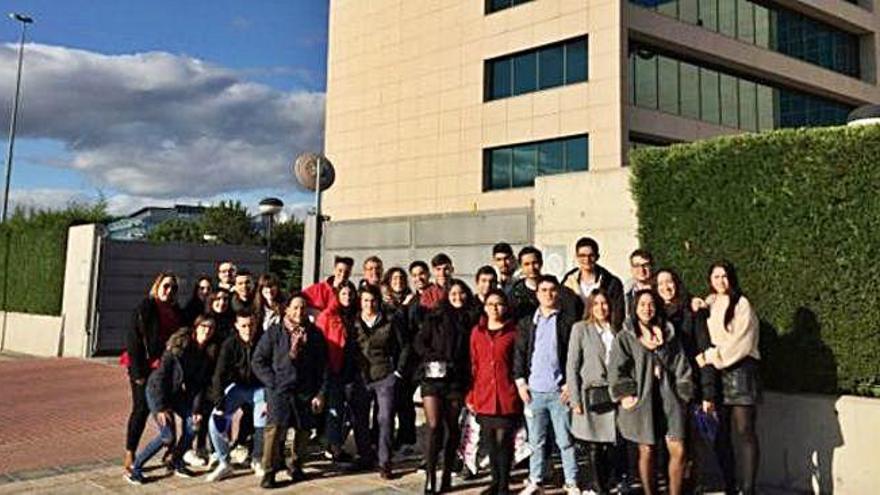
[704,294,760,369]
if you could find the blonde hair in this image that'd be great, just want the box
[585,288,616,330]
[149,271,179,299]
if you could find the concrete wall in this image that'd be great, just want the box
[0,312,63,357]
[758,391,880,494]
[60,224,101,359]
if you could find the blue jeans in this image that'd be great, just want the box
[132,396,194,475]
[208,384,267,466]
[525,390,579,486]
[365,374,397,466]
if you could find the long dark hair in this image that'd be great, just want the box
[654,268,687,314]
[629,288,664,337]
[707,260,742,328]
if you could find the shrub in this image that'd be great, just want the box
[630,125,880,396]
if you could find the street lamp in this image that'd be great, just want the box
[293,153,335,285]
[2,13,34,223]
[259,197,284,272]
[847,104,880,127]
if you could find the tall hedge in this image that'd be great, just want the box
[630,125,880,396]
[0,204,109,315]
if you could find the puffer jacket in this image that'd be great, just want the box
[146,329,215,414]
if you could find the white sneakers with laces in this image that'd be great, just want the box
[206,463,233,482]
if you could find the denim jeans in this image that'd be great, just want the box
[208,384,267,466]
[132,395,194,475]
[365,373,397,466]
[525,390,579,486]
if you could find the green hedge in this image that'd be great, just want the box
[0,204,109,315]
[630,125,880,396]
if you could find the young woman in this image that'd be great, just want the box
[351,285,410,480]
[382,266,415,313]
[694,261,761,495]
[183,275,213,326]
[609,289,693,495]
[316,282,366,462]
[206,289,234,344]
[414,279,477,494]
[255,273,286,332]
[122,272,182,475]
[566,288,625,495]
[126,315,216,484]
[466,289,521,495]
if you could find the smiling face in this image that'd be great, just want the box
[410,265,430,291]
[360,291,379,316]
[235,314,255,342]
[635,293,656,325]
[218,262,236,285]
[195,319,215,345]
[576,245,598,273]
[590,293,610,323]
[710,266,730,294]
[475,273,497,297]
[261,284,278,303]
[363,260,383,286]
[390,270,407,293]
[494,252,516,277]
[448,283,467,308]
[284,297,307,326]
[432,263,453,287]
[333,261,352,286]
[234,274,253,300]
[520,253,542,280]
[484,293,507,321]
[211,291,229,313]
[157,276,177,303]
[197,279,213,301]
[630,255,653,284]
[536,280,558,309]
[338,285,354,308]
[656,271,677,304]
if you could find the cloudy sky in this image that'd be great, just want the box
[0,0,327,218]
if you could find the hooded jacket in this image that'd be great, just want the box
[146,328,215,414]
[210,331,264,408]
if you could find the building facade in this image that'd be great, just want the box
[318,0,880,279]
[107,205,205,240]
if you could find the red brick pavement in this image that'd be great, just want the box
[0,357,143,476]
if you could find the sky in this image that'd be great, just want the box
[0,0,328,219]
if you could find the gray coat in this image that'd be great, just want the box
[608,321,693,445]
[566,321,617,443]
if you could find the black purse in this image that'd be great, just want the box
[585,386,615,413]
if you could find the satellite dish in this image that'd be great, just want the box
[294,152,336,192]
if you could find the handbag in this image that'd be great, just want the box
[584,385,614,413]
[425,361,448,379]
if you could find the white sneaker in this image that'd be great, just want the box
[251,461,265,478]
[229,444,249,465]
[564,485,581,495]
[206,453,219,469]
[183,450,207,467]
[206,463,233,482]
[518,481,544,495]
[582,490,599,495]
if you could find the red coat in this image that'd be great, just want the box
[303,278,337,312]
[316,298,347,374]
[466,319,522,416]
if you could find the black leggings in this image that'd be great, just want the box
[126,378,150,452]
[423,394,462,487]
[479,416,517,495]
[583,439,627,493]
[729,405,759,494]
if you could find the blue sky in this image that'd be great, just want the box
[0,0,328,217]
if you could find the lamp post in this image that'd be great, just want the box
[259,197,284,272]
[1,13,33,353]
[293,153,335,286]
[2,13,33,223]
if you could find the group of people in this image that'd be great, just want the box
[121,238,762,495]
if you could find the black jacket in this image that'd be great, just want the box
[513,309,578,388]
[668,304,719,402]
[561,264,625,329]
[352,311,410,383]
[210,332,263,407]
[125,298,183,382]
[509,279,584,322]
[146,329,215,413]
[252,321,328,400]
[413,304,476,389]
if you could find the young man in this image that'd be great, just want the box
[514,275,580,495]
[474,265,498,305]
[418,253,454,311]
[303,255,354,312]
[510,246,582,321]
[624,249,654,319]
[231,269,255,313]
[360,256,384,290]
[252,295,328,488]
[217,261,237,292]
[492,242,518,295]
[561,237,625,327]
[408,260,431,296]
[206,310,267,482]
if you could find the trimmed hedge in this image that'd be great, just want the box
[630,125,880,396]
[0,204,109,315]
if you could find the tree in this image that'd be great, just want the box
[146,218,202,243]
[201,200,260,245]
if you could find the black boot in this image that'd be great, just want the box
[424,467,437,494]
[260,471,276,489]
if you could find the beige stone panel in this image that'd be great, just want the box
[532,113,562,139]
[506,96,534,121]
[506,118,534,143]
[558,108,591,135]
[440,110,463,135]
[560,0,590,15]
[533,17,564,47]
[473,188,535,213]
[439,88,465,113]
[398,116,421,140]
[482,122,508,145]
[417,94,441,120]
[559,84,589,111]
[533,91,562,116]
[557,8,588,35]
[482,102,507,125]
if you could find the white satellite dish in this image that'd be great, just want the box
[293,153,335,192]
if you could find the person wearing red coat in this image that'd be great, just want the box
[466,289,522,495]
[303,256,354,312]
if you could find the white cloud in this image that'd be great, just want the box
[0,43,325,201]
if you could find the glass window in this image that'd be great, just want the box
[698,0,718,32]
[718,0,737,37]
[538,45,564,89]
[658,57,680,114]
[657,0,678,18]
[737,0,754,43]
[489,58,511,100]
[538,140,564,175]
[564,137,588,171]
[513,51,537,95]
[487,0,534,14]
[738,79,757,131]
[512,146,536,187]
[489,149,512,190]
[680,62,700,119]
[754,5,770,48]
[634,52,658,109]
[565,39,588,84]
[700,68,720,124]
[720,74,739,128]
[757,85,776,131]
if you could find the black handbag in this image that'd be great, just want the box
[585,386,615,413]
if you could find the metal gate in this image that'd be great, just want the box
[88,239,265,356]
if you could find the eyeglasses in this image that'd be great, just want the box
[631,262,652,270]
[161,283,178,290]
[577,253,597,260]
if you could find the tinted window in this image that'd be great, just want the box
[538,45,564,89]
